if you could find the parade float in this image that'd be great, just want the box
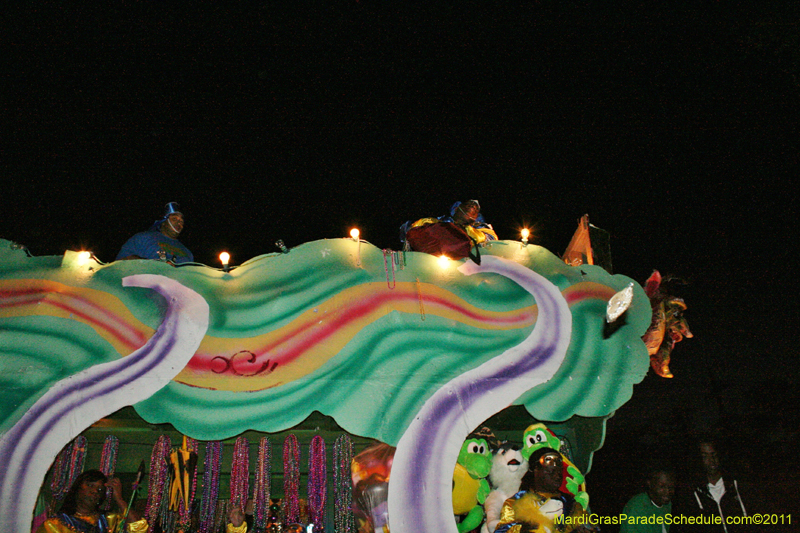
[0,220,662,533]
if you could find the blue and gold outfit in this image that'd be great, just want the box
[495,490,586,533]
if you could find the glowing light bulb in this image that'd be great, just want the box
[438,254,450,268]
[521,228,530,245]
[219,252,230,272]
[61,250,100,274]
[350,228,362,266]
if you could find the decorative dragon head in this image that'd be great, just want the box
[642,270,693,378]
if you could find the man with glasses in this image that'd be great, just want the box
[495,447,589,533]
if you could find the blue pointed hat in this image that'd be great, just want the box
[164,202,182,217]
[150,202,183,231]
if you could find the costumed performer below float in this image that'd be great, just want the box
[227,508,247,533]
[495,447,590,533]
[116,202,194,265]
[227,506,306,533]
[35,469,147,533]
[401,199,498,259]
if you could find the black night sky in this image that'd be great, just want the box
[3,1,799,523]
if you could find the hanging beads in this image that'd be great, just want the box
[283,435,300,525]
[231,436,250,511]
[99,435,119,476]
[69,435,88,487]
[254,437,272,531]
[198,441,222,533]
[416,278,426,320]
[333,435,354,533]
[98,435,119,511]
[49,445,72,512]
[48,437,87,515]
[145,435,171,527]
[382,250,397,289]
[308,436,327,529]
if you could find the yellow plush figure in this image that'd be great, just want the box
[452,462,482,515]
[452,430,494,533]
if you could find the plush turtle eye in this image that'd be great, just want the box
[525,430,548,448]
[467,442,486,455]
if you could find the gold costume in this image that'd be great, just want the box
[496,491,586,533]
[226,523,248,533]
[36,514,148,533]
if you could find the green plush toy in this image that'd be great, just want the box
[452,429,494,533]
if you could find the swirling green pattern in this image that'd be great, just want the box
[0,238,649,448]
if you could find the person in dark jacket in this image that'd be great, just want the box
[687,439,752,533]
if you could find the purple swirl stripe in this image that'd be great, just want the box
[0,275,209,532]
[387,256,572,533]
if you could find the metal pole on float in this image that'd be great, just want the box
[117,461,145,533]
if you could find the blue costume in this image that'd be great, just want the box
[116,230,194,264]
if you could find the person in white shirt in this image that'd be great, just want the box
[688,439,751,533]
